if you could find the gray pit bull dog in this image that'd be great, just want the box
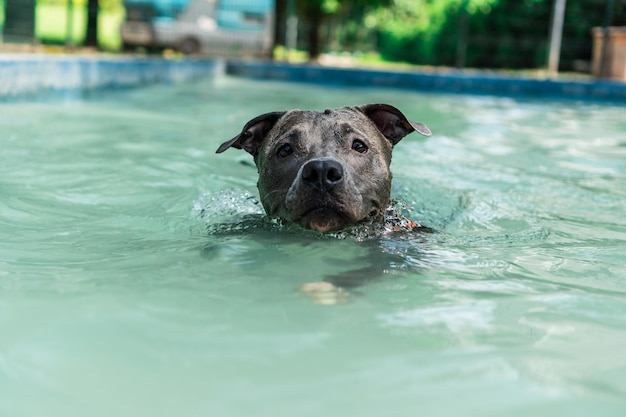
[216,104,431,233]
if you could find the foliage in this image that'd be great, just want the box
[464,0,626,69]
[326,0,626,70]
[367,0,497,66]
[35,0,124,12]
[293,0,392,59]
[34,2,123,49]
[298,0,391,15]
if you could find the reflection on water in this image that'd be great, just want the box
[1,76,626,416]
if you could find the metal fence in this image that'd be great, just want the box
[273,0,626,74]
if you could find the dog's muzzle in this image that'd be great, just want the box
[284,157,359,232]
[300,158,344,193]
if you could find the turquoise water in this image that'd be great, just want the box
[1,76,626,416]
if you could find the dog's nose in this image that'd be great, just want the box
[301,158,344,192]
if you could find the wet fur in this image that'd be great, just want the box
[216,104,431,233]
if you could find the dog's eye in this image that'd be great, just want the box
[276,144,293,158]
[351,139,368,154]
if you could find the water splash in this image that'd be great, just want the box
[194,190,437,241]
[330,199,436,241]
[192,189,273,234]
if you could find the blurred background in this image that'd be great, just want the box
[1,1,625,76]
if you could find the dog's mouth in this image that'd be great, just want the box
[281,175,385,232]
[300,207,349,233]
[293,201,382,233]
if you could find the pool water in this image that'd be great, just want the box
[1,76,625,416]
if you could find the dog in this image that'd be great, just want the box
[216,104,431,233]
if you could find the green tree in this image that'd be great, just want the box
[370,0,497,65]
[299,0,391,60]
[370,0,626,70]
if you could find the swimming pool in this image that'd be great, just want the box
[1,75,625,416]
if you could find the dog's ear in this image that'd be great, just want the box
[356,104,431,145]
[216,111,286,155]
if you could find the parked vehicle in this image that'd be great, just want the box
[120,0,274,56]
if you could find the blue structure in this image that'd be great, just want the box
[1,56,626,103]
[226,60,626,103]
[121,0,275,56]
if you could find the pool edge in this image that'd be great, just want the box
[0,54,225,101]
[2,54,626,103]
[226,60,626,103]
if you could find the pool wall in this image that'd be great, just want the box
[0,54,224,100]
[2,54,626,103]
[227,60,626,103]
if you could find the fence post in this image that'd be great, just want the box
[66,0,74,48]
[84,0,99,48]
[547,0,567,77]
[456,9,469,69]
[285,0,298,60]
[599,0,616,78]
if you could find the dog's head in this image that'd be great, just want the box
[216,104,431,232]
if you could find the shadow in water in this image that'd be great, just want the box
[199,212,440,290]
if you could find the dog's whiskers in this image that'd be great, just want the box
[260,189,288,215]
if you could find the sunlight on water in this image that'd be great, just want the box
[1,76,626,416]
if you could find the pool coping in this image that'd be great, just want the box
[0,54,224,100]
[2,54,626,103]
[226,60,626,103]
